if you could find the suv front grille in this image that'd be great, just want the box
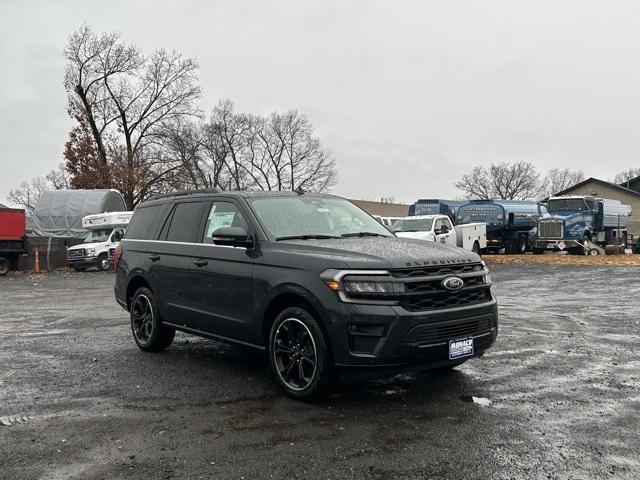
[538,219,563,239]
[401,289,493,312]
[348,262,493,312]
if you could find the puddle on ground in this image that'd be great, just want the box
[460,396,492,406]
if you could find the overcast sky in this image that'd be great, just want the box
[1,0,640,204]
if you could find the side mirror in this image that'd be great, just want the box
[112,230,122,242]
[212,227,254,248]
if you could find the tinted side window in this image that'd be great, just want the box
[165,202,205,243]
[202,201,249,243]
[125,205,163,240]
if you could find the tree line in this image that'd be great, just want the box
[454,161,633,201]
[8,25,336,212]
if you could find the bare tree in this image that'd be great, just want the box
[45,163,72,190]
[539,168,584,199]
[64,25,202,208]
[455,161,539,200]
[64,25,139,167]
[614,167,640,186]
[198,100,336,193]
[7,177,52,217]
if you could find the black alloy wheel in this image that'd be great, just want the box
[130,287,175,352]
[132,293,154,344]
[269,307,332,400]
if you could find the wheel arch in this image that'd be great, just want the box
[126,275,152,309]
[260,286,333,359]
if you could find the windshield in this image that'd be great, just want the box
[548,199,587,212]
[83,229,111,243]
[392,218,434,232]
[248,196,393,239]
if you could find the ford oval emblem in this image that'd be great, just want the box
[442,276,464,291]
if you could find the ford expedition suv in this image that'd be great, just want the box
[114,190,498,400]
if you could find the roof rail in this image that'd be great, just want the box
[147,188,219,202]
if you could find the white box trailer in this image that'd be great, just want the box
[82,211,133,231]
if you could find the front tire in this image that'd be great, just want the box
[0,258,10,276]
[130,287,175,352]
[268,307,332,401]
[97,253,111,271]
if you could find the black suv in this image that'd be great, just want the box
[114,190,498,400]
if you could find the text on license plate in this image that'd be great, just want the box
[449,337,474,360]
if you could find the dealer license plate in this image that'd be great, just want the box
[449,337,474,360]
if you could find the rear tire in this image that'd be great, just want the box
[130,287,175,352]
[0,258,10,276]
[532,248,544,255]
[268,306,332,401]
[471,242,481,255]
[73,266,86,272]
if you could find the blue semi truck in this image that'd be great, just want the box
[409,199,465,220]
[532,195,632,255]
[456,199,544,254]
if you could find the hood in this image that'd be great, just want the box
[541,211,587,222]
[395,231,435,241]
[278,236,480,269]
[68,242,99,250]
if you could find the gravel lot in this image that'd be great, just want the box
[1,265,639,480]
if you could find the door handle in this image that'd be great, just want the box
[193,259,208,267]
[149,254,161,261]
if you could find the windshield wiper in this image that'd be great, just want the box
[275,234,340,241]
[340,232,388,238]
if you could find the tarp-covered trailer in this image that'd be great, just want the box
[0,205,26,275]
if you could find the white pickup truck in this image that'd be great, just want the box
[391,214,487,254]
[66,211,133,272]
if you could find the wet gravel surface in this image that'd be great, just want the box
[0,266,638,479]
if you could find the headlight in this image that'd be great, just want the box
[343,279,405,294]
[86,248,96,256]
[321,270,405,303]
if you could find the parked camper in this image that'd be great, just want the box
[409,199,464,221]
[66,211,133,271]
[0,206,26,276]
[392,215,487,253]
[456,200,543,254]
[532,196,632,255]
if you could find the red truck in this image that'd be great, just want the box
[0,206,26,275]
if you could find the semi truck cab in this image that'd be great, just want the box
[533,196,631,255]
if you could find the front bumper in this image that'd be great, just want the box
[66,257,99,268]
[327,297,499,372]
[532,239,581,250]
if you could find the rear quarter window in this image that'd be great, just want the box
[124,205,163,240]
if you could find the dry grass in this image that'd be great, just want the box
[483,253,640,265]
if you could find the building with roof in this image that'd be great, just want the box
[552,177,640,236]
